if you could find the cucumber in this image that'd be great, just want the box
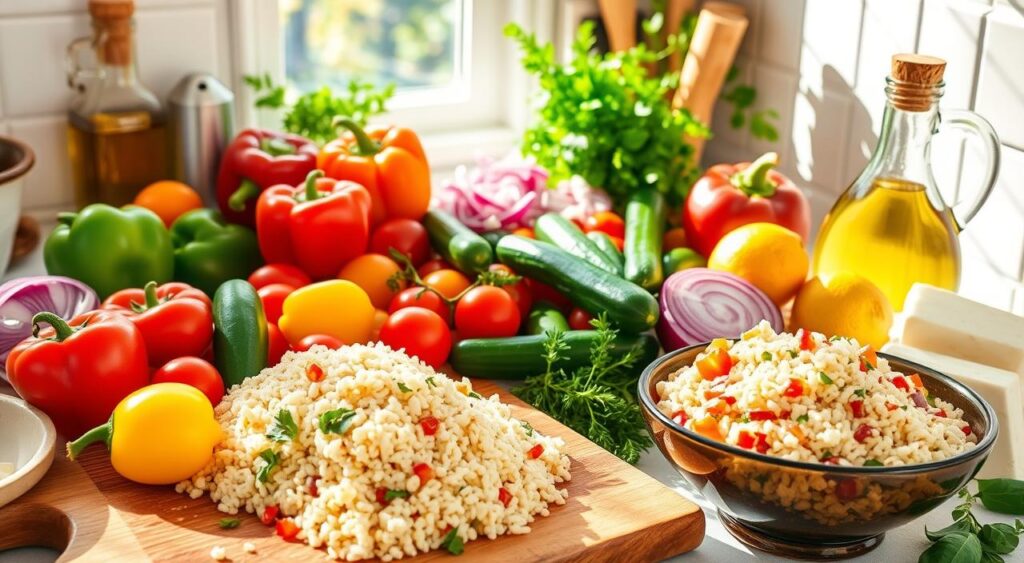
[495,235,659,333]
[525,301,570,335]
[480,230,509,251]
[586,231,624,269]
[534,213,621,276]
[213,279,268,387]
[624,189,666,291]
[450,331,659,379]
[423,209,493,273]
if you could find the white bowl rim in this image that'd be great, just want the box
[0,393,56,489]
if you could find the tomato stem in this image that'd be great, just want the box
[731,152,779,198]
[31,312,75,342]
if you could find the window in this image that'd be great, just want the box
[232,0,555,167]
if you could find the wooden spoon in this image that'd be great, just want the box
[599,0,637,51]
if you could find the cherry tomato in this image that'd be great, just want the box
[455,286,521,338]
[257,283,294,324]
[511,227,535,239]
[525,278,572,312]
[338,253,405,309]
[248,263,312,290]
[662,227,689,251]
[568,307,594,331]
[151,356,225,406]
[584,211,626,239]
[389,287,450,323]
[370,218,431,266]
[417,258,451,277]
[488,264,533,319]
[294,334,344,352]
[267,322,289,367]
[371,309,388,341]
[378,307,452,368]
[423,269,471,300]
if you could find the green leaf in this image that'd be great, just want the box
[863,459,884,467]
[788,350,798,359]
[384,489,411,502]
[218,517,241,529]
[729,111,745,129]
[256,449,279,483]
[926,518,975,542]
[254,86,286,109]
[980,552,1004,563]
[796,414,809,424]
[319,408,357,435]
[819,372,834,384]
[440,527,464,555]
[426,377,437,388]
[468,391,483,399]
[918,532,982,563]
[761,351,772,361]
[397,381,413,393]
[979,523,1019,554]
[854,389,868,398]
[977,479,1024,514]
[242,74,263,90]
[267,408,298,442]
[521,420,534,437]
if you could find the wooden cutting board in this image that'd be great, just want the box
[0,380,704,562]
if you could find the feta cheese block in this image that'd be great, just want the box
[883,343,1024,479]
[897,284,1024,377]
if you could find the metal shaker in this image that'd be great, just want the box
[168,73,234,206]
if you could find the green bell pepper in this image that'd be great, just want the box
[170,208,263,296]
[44,204,173,299]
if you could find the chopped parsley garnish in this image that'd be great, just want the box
[218,518,241,529]
[926,394,937,407]
[820,450,833,460]
[440,527,464,555]
[863,459,884,467]
[384,489,410,502]
[740,414,751,423]
[426,377,437,387]
[796,414,809,424]
[521,420,534,437]
[397,381,413,393]
[863,360,876,371]
[787,350,798,359]
[854,389,867,398]
[761,351,772,361]
[819,371,834,384]
[468,391,483,399]
[319,407,357,435]
[256,449,279,483]
[267,408,298,442]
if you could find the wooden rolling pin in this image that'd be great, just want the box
[672,2,748,163]
[598,0,637,52]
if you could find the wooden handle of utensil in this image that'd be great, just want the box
[662,0,696,73]
[599,0,638,52]
[673,3,749,162]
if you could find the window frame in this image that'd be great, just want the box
[228,0,556,170]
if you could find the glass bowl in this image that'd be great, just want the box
[637,345,998,560]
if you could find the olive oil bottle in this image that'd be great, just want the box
[66,0,167,208]
[812,54,1000,310]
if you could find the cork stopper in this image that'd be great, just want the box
[89,0,134,66]
[888,54,945,112]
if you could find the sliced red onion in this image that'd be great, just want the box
[0,276,100,380]
[910,391,928,409]
[657,268,783,351]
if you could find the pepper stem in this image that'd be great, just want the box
[731,152,780,198]
[228,178,261,212]
[332,116,379,155]
[57,212,77,227]
[143,281,160,309]
[260,137,297,157]
[66,418,113,460]
[32,312,74,342]
[303,170,325,201]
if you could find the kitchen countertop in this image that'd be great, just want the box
[0,240,1008,563]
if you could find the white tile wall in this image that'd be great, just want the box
[704,0,1024,313]
[0,0,231,215]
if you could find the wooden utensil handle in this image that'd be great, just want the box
[599,0,638,52]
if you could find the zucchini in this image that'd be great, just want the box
[423,209,493,273]
[495,235,659,333]
[624,189,666,291]
[525,301,570,335]
[586,231,624,269]
[534,213,621,276]
[213,279,268,387]
[450,331,659,379]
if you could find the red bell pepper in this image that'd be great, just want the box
[215,128,319,227]
[103,281,214,367]
[6,311,149,437]
[682,152,811,257]
[255,170,372,280]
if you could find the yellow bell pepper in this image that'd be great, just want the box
[278,280,374,346]
[66,382,223,485]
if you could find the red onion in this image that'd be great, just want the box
[910,391,928,409]
[0,276,99,380]
[657,268,783,351]
[434,155,611,232]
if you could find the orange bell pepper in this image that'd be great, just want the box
[318,117,430,225]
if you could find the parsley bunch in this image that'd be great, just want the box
[505,22,707,207]
[512,315,653,464]
[921,479,1024,563]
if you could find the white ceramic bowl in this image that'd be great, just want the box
[0,135,34,275]
[0,394,55,508]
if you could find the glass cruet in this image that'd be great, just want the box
[811,54,1000,311]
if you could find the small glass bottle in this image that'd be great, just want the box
[66,0,168,208]
[811,54,1000,311]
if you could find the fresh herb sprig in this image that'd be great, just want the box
[267,408,298,442]
[921,479,1024,563]
[512,315,653,464]
[506,22,707,207]
[243,73,394,145]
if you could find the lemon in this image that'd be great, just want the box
[790,273,893,349]
[707,223,808,305]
